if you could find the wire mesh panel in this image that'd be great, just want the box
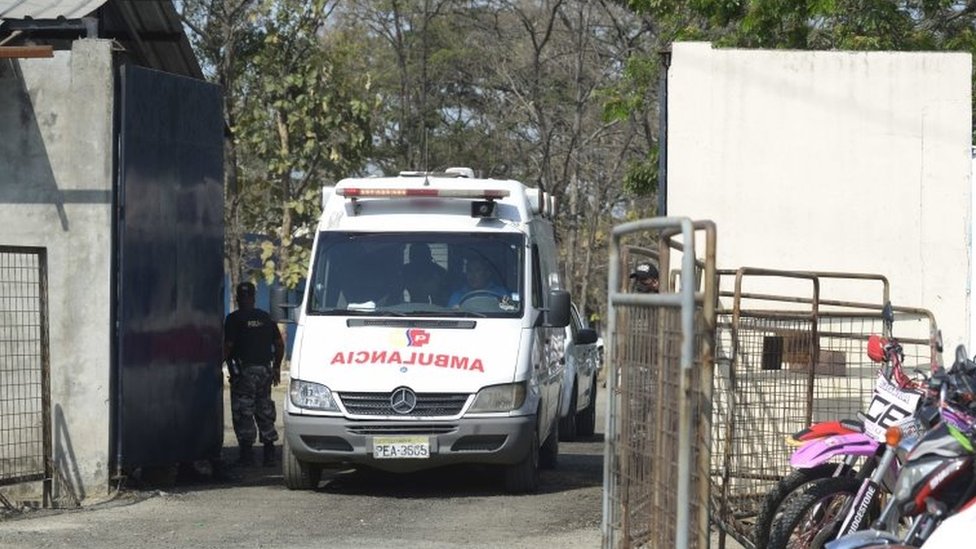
[604,218,716,549]
[0,246,51,496]
[712,312,819,540]
[709,268,939,548]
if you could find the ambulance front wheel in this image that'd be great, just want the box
[283,436,322,490]
[503,424,540,494]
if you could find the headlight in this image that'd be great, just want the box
[893,457,942,513]
[289,379,339,412]
[469,382,527,413]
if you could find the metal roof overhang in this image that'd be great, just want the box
[0,0,203,79]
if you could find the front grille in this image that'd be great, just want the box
[346,424,457,436]
[339,392,469,417]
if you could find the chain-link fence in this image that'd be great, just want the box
[0,246,51,508]
[603,218,717,549]
[710,269,939,548]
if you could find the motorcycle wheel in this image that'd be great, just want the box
[753,463,855,549]
[767,476,863,549]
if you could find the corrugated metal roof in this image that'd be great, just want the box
[0,0,203,79]
[0,0,108,19]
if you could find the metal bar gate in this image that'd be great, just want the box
[710,269,939,548]
[603,218,717,548]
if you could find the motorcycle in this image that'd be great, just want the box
[757,323,931,549]
[826,345,976,548]
[918,495,976,547]
[767,413,928,549]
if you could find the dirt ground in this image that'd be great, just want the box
[0,375,741,548]
[0,376,603,548]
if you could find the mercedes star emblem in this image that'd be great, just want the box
[390,387,417,414]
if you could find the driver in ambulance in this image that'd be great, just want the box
[447,256,511,307]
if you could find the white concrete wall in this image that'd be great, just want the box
[0,40,114,500]
[667,42,973,350]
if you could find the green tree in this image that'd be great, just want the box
[234,0,375,289]
[331,1,654,315]
[178,0,263,293]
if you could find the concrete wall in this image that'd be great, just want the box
[0,40,114,501]
[667,42,973,349]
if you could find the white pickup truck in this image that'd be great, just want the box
[558,303,600,440]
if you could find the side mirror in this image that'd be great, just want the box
[544,290,570,328]
[576,327,598,345]
[269,285,300,323]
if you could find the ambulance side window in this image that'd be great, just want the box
[531,244,542,309]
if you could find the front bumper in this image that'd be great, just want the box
[284,413,535,472]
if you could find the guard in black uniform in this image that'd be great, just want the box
[224,282,285,467]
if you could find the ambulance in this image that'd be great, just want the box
[282,167,571,493]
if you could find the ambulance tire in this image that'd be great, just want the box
[577,378,597,437]
[504,426,540,493]
[558,383,578,441]
[540,421,558,470]
[283,437,322,490]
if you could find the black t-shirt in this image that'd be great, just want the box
[224,307,279,365]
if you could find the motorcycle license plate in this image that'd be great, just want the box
[373,436,430,459]
[862,373,922,441]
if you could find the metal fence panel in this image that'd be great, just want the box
[0,246,51,504]
[709,269,939,548]
[603,218,717,549]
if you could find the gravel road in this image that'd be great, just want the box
[0,379,604,549]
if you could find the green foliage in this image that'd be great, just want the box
[623,147,659,198]
[232,0,374,289]
[619,0,976,148]
[602,56,658,122]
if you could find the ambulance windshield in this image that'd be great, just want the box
[307,232,524,318]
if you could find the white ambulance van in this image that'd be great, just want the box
[282,168,571,493]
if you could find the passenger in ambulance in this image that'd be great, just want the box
[447,256,511,307]
[402,243,448,305]
[344,252,401,309]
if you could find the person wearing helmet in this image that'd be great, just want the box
[630,262,660,293]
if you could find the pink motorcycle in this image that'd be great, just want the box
[754,326,930,548]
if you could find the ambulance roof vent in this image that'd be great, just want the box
[397,167,475,179]
[444,167,474,178]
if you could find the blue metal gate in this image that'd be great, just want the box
[113,65,224,471]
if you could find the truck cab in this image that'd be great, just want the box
[283,169,570,493]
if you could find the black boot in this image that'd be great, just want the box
[237,444,254,466]
[262,442,276,467]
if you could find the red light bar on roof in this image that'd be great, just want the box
[336,188,509,199]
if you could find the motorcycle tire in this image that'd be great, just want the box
[753,463,855,549]
[767,476,864,549]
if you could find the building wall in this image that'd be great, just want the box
[667,42,973,349]
[0,40,114,500]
